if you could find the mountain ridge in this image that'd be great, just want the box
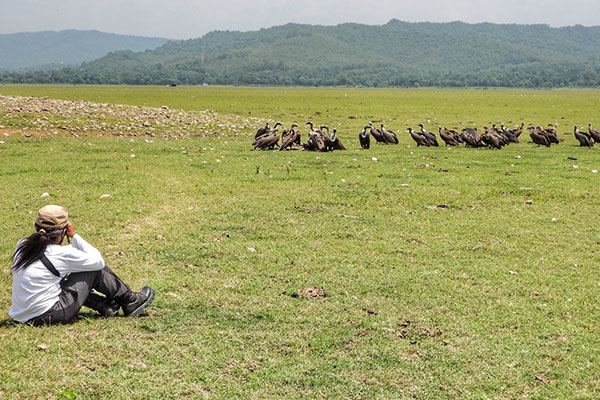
[0,30,170,70]
[2,21,600,87]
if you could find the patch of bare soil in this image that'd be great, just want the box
[298,287,327,299]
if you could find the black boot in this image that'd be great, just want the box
[121,286,155,317]
[85,293,120,317]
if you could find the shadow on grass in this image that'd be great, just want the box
[0,311,153,329]
[0,318,17,328]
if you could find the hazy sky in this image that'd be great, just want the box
[1,0,598,39]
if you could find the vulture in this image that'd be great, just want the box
[528,126,551,147]
[418,124,439,146]
[481,127,502,149]
[255,122,270,139]
[325,129,346,151]
[380,124,399,144]
[252,122,281,149]
[407,127,430,147]
[280,123,301,151]
[512,122,524,138]
[448,128,463,143]
[252,133,280,150]
[369,122,386,143]
[303,123,326,152]
[438,126,459,146]
[574,126,594,148]
[461,127,482,148]
[359,126,371,149]
[588,123,600,143]
[492,124,510,145]
[541,123,560,144]
[501,124,519,143]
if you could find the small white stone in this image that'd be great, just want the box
[41,192,50,198]
[0,141,5,144]
[341,179,346,182]
[130,154,136,158]
[573,165,578,169]
[592,170,598,173]
[509,270,518,275]
[99,194,111,199]
[400,183,409,187]
[216,159,221,163]
[129,139,134,143]
[247,247,256,253]
[551,217,557,222]
[371,157,378,161]
[515,156,522,159]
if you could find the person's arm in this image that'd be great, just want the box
[61,222,105,272]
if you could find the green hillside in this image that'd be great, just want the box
[3,21,600,87]
[0,30,169,70]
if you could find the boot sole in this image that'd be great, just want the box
[127,287,155,317]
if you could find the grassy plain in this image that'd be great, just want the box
[0,85,599,399]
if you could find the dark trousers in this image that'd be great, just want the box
[29,266,131,326]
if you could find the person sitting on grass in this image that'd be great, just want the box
[9,205,154,325]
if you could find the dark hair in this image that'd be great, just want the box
[12,224,66,271]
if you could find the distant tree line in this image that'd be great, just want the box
[2,62,599,88]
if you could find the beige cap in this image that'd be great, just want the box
[36,205,69,229]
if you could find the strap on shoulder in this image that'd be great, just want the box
[40,255,61,278]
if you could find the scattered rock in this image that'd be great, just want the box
[36,343,50,350]
[99,194,111,199]
[247,247,256,253]
[41,192,49,198]
[0,95,262,138]
[362,308,378,315]
[525,200,533,205]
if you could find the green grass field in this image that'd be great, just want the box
[1,85,599,399]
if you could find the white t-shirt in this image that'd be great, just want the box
[9,234,105,323]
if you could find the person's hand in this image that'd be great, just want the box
[66,221,76,238]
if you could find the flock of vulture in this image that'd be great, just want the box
[252,121,600,151]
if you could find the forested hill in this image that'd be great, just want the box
[3,21,600,87]
[0,30,169,70]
